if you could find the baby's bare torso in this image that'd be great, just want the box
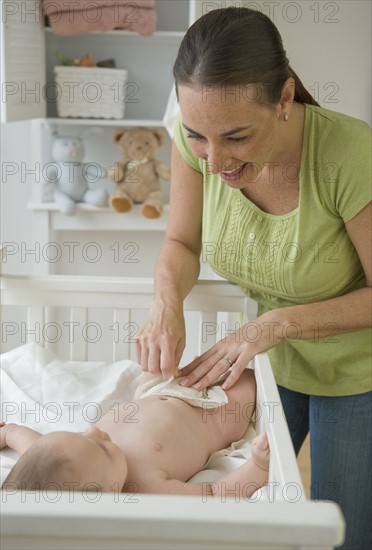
[95,370,256,492]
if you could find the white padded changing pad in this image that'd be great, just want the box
[0,343,258,489]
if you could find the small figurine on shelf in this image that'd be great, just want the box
[55,51,96,67]
[55,50,116,68]
[43,129,108,216]
[108,127,171,218]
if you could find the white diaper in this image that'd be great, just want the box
[134,375,228,408]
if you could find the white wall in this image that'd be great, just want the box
[195,0,371,122]
[273,0,371,123]
[1,0,371,277]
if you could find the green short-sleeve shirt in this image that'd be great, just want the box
[174,104,372,396]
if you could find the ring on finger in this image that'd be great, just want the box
[222,356,233,367]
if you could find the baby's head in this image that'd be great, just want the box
[2,427,128,493]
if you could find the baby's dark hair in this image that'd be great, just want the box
[174,7,318,107]
[2,445,74,491]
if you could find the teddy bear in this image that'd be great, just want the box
[43,133,108,216]
[108,127,171,218]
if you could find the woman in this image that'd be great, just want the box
[136,8,371,549]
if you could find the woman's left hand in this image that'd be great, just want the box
[179,318,281,391]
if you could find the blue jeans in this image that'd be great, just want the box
[278,386,372,550]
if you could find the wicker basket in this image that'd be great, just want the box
[54,66,128,119]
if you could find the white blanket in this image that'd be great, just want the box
[0,343,256,488]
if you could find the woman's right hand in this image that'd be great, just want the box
[135,301,186,379]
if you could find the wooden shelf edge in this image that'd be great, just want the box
[28,203,169,213]
[27,203,169,232]
[45,28,185,38]
[37,118,167,128]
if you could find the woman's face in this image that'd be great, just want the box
[178,84,284,187]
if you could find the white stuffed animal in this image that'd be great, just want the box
[44,133,108,216]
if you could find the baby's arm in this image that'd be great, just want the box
[145,460,267,499]
[0,423,42,455]
[143,433,269,499]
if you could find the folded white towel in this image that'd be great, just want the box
[134,375,229,408]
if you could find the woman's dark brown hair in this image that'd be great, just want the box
[173,7,319,107]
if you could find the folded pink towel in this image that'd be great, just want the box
[42,0,157,36]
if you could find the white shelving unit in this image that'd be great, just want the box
[1,0,204,274]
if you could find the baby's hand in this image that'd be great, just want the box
[0,422,9,449]
[0,424,41,455]
[251,432,270,472]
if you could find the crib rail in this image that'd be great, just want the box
[0,274,256,310]
[1,495,344,550]
[1,274,257,361]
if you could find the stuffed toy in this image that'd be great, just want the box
[108,127,171,218]
[43,132,108,216]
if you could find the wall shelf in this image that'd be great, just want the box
[28,202,169,232]
[41,118,166,128]
[45,27,185,39]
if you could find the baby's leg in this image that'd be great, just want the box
[207,432,270,500]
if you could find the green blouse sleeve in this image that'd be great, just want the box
[322,116,371,223]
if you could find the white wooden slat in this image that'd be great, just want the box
[112,308,132,362]
[198,312,248,356]
[27,305,44,346]
[198,311,217,355]
[244,295,258,321]
[69,307,88,361]
[218,311,243,337]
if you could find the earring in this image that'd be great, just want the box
[284,112,289,122]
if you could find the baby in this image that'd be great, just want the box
[1,369,269,498]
